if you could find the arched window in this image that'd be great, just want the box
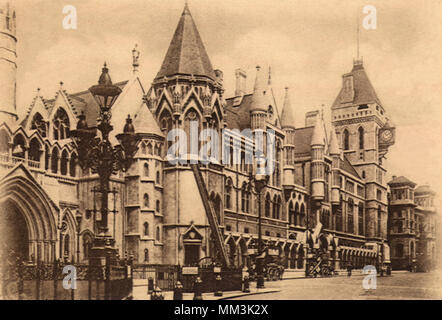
[51,148,59,173]
[60,149,69,175]
[82,234,92,259]
[241,183,250,213]
[143,193,149,208]
[144,249,149,262]
[358,203,364,236]
[343,129,350,150]
[141,142,146,155]
[147,143,153,154]
[52,108,70,140]
[156,226,161,242]
[300,204,305,227]
[70,153,77,177]
[336,196,344,231]
[358,127,364,149]
[377,206,382,237]
[273,195,281,219]
[347,198,354,233]
[288,201,295,225]
[224,180,232,210]
[0,129,9,154]
[64,234,70,258]
[31,112,47,137]
[143,222,149,236]
[143,163,149,177]
[294,202,300,226]
[265,193,271,217]
[156,171,160,184]
[156,200,160,213]
[184,109,201,157]
[29,138,41,163]
[45,145,50,170]
[12,134,25,158]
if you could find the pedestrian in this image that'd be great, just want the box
[347,263,352,277]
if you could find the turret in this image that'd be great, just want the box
[311,115,326,200]
[250,66,268,130]
[329,125,340,204]
[0,0,17,125]
[281,87,295,189]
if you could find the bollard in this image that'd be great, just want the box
[193,277,203,300]
[214,274,223,297]
[173,281,183,300]
[151,286,164,300]
[242,276,250,293]
[147,277,154,295]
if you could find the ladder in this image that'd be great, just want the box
[190,164,230,268]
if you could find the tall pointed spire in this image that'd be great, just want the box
[329,125,340,155]
[311,115,326,146]
[250,66,268,112]
[155,3,215,80]
[280,87,295,129]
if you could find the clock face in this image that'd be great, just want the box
[381,130,393,142]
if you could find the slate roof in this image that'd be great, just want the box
[414,185,435,195]
[332,62,381,109]
[387,175,416,187]
[339,156,361,179]
[293,126,314,157]
[155,4,215,81]
[224,94,253,130]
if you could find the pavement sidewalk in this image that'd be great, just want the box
[132,285,280,300]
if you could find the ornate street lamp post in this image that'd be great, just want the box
[249,155,269,289]
[71,63,139,264]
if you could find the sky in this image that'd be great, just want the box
[13,0,442,207]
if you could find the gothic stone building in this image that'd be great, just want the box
[0,2,436,272]
[388,177,438,270]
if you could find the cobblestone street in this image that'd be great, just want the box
[229,270,442,300]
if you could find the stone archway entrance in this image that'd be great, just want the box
[0,201,29,261]
[0,166,59,265]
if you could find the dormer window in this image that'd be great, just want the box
[268,106,273,117]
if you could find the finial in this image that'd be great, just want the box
[104,61,107,68]
[132,44,140,75]
[268,66,272,85]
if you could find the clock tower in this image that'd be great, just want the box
[331,59,395,242]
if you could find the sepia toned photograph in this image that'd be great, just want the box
[0,0,441,304]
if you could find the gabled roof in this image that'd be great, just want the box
[155,4,215,81]
[388,175,416,187]
[339,156,361,179]
[332,61,382,109]
[133,103,164,138]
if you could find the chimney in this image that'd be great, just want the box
[235,68,247,96]
[305,110,320,127]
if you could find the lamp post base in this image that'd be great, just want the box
[257,275,265,289]
[88,235,118,267]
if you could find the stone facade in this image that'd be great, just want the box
[0,3,437,273]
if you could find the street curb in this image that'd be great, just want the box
[216,289,281,300]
